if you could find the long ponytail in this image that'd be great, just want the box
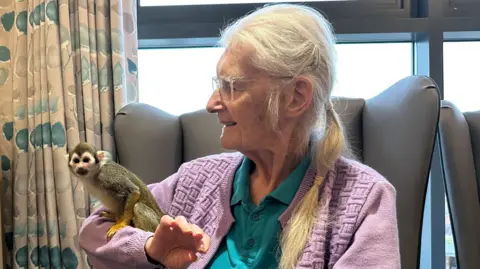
[279,102,345,269]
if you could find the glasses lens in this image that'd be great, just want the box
[212,77,233,101]
[212,77,218,92]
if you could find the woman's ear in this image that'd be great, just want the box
[284,76,314,118]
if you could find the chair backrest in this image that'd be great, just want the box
[438,100,480,269]
[360,75,439,269]
[115,103,183,183]
[465,111,480,184]
[114,75,440,269]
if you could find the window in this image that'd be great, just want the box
[333,43,412,99]
[138,47,223,116]
[444,41,480,113]
[138,43,413,115]
[140,0,350,7]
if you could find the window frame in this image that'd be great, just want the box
[137,0,415,41]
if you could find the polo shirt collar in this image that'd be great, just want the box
[270,156,310,205]
[230,156,311,206]
[230,157,252,206]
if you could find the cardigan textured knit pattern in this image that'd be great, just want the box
[79,152,401,269]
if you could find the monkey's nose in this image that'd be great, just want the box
[76,168,88,176]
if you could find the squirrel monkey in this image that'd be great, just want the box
[67,142,164,239]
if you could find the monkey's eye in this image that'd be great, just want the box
[73,158,80,164]
[83,157,90,163]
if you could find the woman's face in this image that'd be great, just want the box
[206,45,282,153]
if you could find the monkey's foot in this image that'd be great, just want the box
[106,223,128,239]
[100,211,116,220]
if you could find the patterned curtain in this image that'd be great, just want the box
[0,0,139,268]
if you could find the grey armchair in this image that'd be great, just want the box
[437,100,480,269]
[114,75,440,269]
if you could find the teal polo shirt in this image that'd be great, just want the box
[207,156,310,269]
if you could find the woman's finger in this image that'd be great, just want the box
[158,215,175,234]
[192,230,210,254]
[160,215,175,225]
[190,224,203,238]
[174,215,187,225]
[175,216,193,234]
[198,233,210,253]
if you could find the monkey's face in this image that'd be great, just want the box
[68,152,100,179]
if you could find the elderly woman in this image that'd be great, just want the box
[78,3,400,269]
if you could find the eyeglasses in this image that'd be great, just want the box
[211,75,294,101]
[211,76,255,101]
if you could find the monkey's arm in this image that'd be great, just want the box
[79,172,180,268]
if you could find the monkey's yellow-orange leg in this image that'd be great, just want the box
[106,191,140,239]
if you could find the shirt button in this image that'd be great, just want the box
[252,214,259,221]
[247,238,255,248]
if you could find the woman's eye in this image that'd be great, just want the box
[233,81,248,91]
[221,81,230,90]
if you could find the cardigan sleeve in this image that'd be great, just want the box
[78,171,181,269]
[332,180,401,269]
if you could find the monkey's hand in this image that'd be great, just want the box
[100,211,116,220]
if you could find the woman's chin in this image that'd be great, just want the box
[220,136,240,151]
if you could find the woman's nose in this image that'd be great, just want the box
[206,90,225,113]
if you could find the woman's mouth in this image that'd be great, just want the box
[223,122,237,127]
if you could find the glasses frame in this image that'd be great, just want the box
[211,75,294,101]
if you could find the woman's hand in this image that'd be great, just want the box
[145,215,210,269]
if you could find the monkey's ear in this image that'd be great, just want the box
[65,154,70,162]
[96,151,106,161]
